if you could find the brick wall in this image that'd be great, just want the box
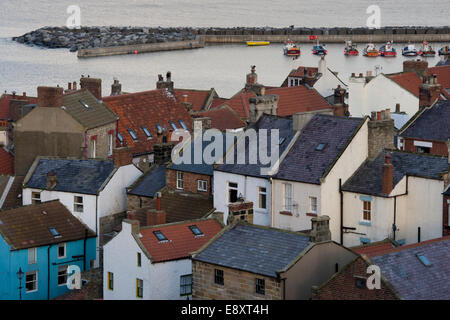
[166,168,212,195]
[444,195,450,237]
[127,194,154,211]
[192,260,283,300]
[402,137,449,157]
[312,256,398,300]
[86,122,116,159]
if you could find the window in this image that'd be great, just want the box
[417,146,430,153]
[309,197,318,213]
[57,265,68,286]
[137,253,142,267]
[49,227,61,238]
[176,171,184,189]
[228,182,238,203]
[170,121,178,131]
[107,272,114,290]
[28,248,37,264]
[90,139,96,158]
[278,137,286,145]
[31,192,41,204]
[153,231,168,242]
[214,269,224,285]
[117,132,123,143]
[136,278,143,298]
[58,243,66,258]
[74,196,83,213]
[255,278,265,295]
[362,201,371,221]
[416,253,432,267]
[156,124,163,133]
[180,274,192,296]
[179,120,188,130]
[355,277,366,289]
[108,133,113,156]
[284,183,292,211]
[189,225,204,237]
[142,127,152,139]
[25,271,38,293]
[316,143,327,151]
[128,129,138,141]
[79,100,90,109]
[258,187,267,209]
[197,180,207,192]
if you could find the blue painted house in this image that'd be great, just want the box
[0,200,96,300]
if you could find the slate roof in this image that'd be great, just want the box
[274,115,365,184]
[216,85,331,119]
[193,222,311,278]
[0,200,96,251]
[0,175,24,209]
[193,106,246,131]
[370,236,450,300]
[62,89,118,129]
[103,89,193,156]
[138,219,222,263]
[215,115,295,178]
[342,150,449,197]
[400,100,450,141]
[24,158,116,195]
[127,164,166,198]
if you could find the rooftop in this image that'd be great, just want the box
[0,92,37,121]
[0,200,95,251]
[193,222,311,278]
[24,157,116,195]
[127,164,166,198]
[193,106,246,131]
[173,88,216,112]
[0,148,14,175]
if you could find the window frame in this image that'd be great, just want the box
[74,195,84,213]
[309,196,318,214]
[214,269,224,286]
[28,247,37,265]
[179,120,188,130]
[170,121,178,131]
[128,129,138,141]
[31,192,41,205]
[255,278,265,295]
[362,200,372,222]
[117,132,123,143]
[284,183,293,212]
[137,252,142,267]
[142,127,152,139]
[90,138,96,158]
[57,243,66,259]
[108,132,114,156]
[107,272,114,290]
[180,274,192,296]
[197,180,208,192]
[258,187,267,209]
[57,265,68,286]
[25,271,38,293]
[228,182,238,203]
[136,278,143,298]
[176,171,184,190]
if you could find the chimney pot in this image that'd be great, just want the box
[351,73,356,77]
[395,103,400,113]
[359,73,363,78]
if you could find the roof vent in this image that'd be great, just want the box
[79,100,90,109]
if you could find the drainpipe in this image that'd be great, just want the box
[391,176,408,242]
[84,130,88,159]
[270,177,274,227]
[339,179,343,244]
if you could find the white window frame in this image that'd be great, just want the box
[91,139,96,158]
[108,133,113,156]
[136,278,143,298]
[74,196,84,213]
[57,243,66,259]
[197,180,207,192]
[28,247,37,264]
[31,192,41,204]
[176,171,184,190]
[57,265,68,286]
[25,271,38,293]
[258,187,267,209]
[228,182,238,203]
[284,183,292,211]
[309,196,318,214]
[362,201,372,222]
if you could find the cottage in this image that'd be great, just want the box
[103,218,222,300]
[0,200,96,300]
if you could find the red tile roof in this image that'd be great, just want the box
[0,148,14,175]
[368,235,450,257]
[103,89,193,156]
[289,67,319,78]
[429,65,450,99]
[210,97,229,109]
[387,72,422,97]
[216,85,331,119]
[352,240,396,258]
[0,93,37,121]
[194,106,246,130]
[173,89,214,112]
[139,219,222,263]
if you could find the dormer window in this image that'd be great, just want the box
[153,231,168,242]
[128,129,138,141]
[142,127,152,139]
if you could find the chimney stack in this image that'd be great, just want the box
[249,94,279,123]
[382,154,394,195]
[46,171,58,190]
[37,86,64,108]
[403,59,428,78]
[111,78,122,96]
[192,117,211,131]
[113,147,133,167]
[246,65,258,85]
[73,81,77,91]
[80,77,102,100]
[309,215,331,242]
[153,142,175,164]
[368,109,395,159]
[419,74,442,109]
[146,209,166,226]
[395,103,401,113]
[156,72,174,92]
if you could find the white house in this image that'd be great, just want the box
[103,218,222,300]
[341,150,448,247]
[271,113,370,243]
[213,115,296,226]
[22,150,142,266]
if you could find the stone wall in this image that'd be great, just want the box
[192,260,283,300]
[86,122,116,159]
[368,118,395,159]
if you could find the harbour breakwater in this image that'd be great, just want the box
[13,26,450,57]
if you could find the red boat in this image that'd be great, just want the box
[283,40,301,56]
[379,41,397,57]
[344,40,359,56]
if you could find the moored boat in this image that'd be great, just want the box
[283,39,301,56]
[344,40,359,56]
[310,36,327,55]
[246,41,270,46]
[363,43,379,57]
[380,41,397,57]
[402,42,418,56]
[419,41,436,57]
[439,46,450,56]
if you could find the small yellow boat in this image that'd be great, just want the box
[246,41,270,46]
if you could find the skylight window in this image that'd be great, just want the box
[279,137,286,145]
[416,253,432,267]
[153,231,168,242]
[189,225,204,237]
[142,127,152,138]
[179,120,188,130]
[128,129,138,141]
[170,121,178,131]
[79,100,90,109]
[117,132,123,143]
[156,124,163,133]
[316,143,327,151]
[49,227,61,238]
